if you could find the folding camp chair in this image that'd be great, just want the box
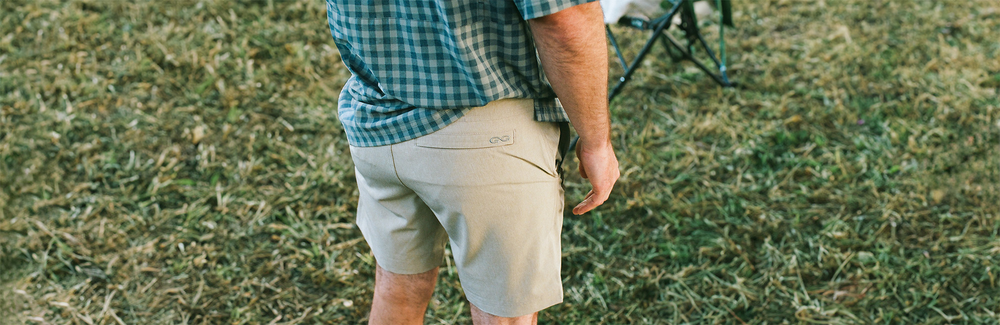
[561,0,735,156]
[605,0,735,102]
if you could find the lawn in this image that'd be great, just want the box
[2,0,999,323]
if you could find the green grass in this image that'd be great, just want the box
[2,0,999,323]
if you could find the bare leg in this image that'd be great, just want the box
[470,304,538,325]
[369,264,438,325]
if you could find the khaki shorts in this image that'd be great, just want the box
[349,98,564,317]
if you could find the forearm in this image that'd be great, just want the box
[528,1,610,147]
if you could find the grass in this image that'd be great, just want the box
[1,0,999,323]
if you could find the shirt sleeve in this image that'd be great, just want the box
[513,0,599,20]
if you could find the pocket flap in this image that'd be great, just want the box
[414,130,515,149]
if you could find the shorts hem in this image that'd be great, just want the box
[372,254,443,275]
[463,288,563,318]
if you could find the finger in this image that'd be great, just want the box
[572,190,596,215]
[575,174,617,215]
[591,183,612,208]
[572,190,593,214]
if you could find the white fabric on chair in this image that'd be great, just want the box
[599,0,714,26]
[600,0,664,24]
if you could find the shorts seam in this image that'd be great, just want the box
[388,143,411,188]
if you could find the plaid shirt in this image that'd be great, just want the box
[326,0,594,147]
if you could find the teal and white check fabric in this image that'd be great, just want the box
[326,0,595,147]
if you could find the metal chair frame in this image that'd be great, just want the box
[605,0,735,103]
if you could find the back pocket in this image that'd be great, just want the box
[414,129,515,149]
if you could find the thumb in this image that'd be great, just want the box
[573,190,596,215]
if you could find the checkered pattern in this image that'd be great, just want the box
[326,0,595,147]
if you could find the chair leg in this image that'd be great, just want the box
[693,32,733,86]
[607,19,675,103]
[606,25,628,70]
[658,30,734,88]
[606,0,685,103]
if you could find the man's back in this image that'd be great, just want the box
[326,0,575,147]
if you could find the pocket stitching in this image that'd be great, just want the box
[414,130,515,149]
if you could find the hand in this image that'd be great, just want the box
[572,138,620,215]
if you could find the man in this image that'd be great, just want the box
[325,0,619,323]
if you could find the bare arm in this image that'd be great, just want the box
[528,1,620,215]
